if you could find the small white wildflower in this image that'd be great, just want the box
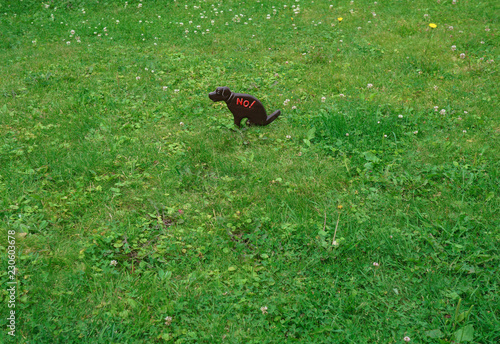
[163,86,168,91]
[174,89,180,93]
[283,99,290,106]
[136,76,140,80]
[404,337,410,342]
[165,316,173,325]
[413,131,418,135]
[110,260,118,266]
[373,262,380,267]
[138,3,143,8]
[260,306,268,314]
[286,135,291,139]
[451,45,457,51]
[463,130,467,133]
[321,96,326,102]
[440,109,446,115]
[291,105,297,110]
[398,114,403,118]
[66,41,71,45]
[367,83,373,89]
[70,29,75,35]
[345,133,349,136]
[434,106,439,112]
[179,122,184,126]
[434,85,438,90]
[384,134,388,138]
[460,53,466,59]
[339,93,345,97]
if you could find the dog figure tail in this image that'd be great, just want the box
[265,110,281,125]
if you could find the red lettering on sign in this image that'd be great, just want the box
[249,101,256,108]
[243,100,250,107]
[236,98,243,106]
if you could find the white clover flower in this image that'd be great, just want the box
[286,135,291,139]
[451,45,457,51]
[463,130,467,133]
[413,131,418,135]
[70,29,75,35]
[440,109,446,115]
[179,122,184,126]
[339,93,345,97]
[321,96,326,102]
[373,262,380,267]
[460,53,466,59]
[136,76,140,80]
[345,133,349,136]
[165,316,173,325]
[367,83,373,89]
[404,337,410,342]
[291,105,297,110]
[434,106,439,112]
[110,260,118,266]
[260,306,268,314]
[398,114,403,118]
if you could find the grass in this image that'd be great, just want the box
[0,0,499,343]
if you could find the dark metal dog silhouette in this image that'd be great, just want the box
[209,87,281,127]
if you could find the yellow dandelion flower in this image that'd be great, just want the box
[429,23,437,28]
[338,17,343,22]
[337,205,343,210]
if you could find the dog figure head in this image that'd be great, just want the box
[209,86,232,102]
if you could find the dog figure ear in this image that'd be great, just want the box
[222,87,231,98]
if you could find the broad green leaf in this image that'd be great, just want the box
[453,324,474,342]
[425,329,444,338]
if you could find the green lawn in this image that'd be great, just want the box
[0,0,499,343]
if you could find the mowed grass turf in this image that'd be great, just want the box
[0,0,499,343]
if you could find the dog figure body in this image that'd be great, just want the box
[209,87,281,127]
